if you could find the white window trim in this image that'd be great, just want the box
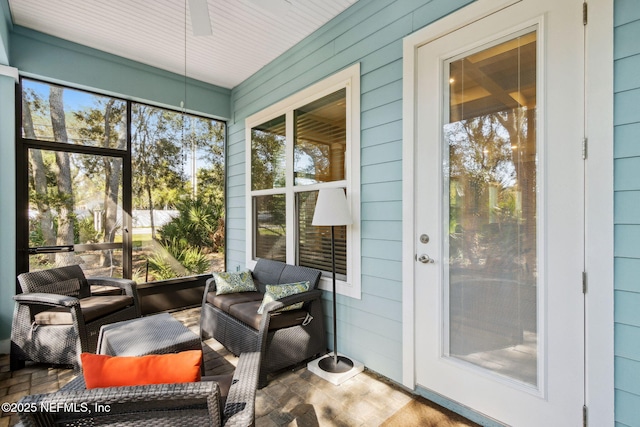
[245,63,361,299]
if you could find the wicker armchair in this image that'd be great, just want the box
[16,352,260,427]
[11,265,141,370]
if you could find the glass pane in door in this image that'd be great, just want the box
[28,148,124,277]
[444,31,538,385]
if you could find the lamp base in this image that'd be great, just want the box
[318,354,353,373]
[308,353,364,385]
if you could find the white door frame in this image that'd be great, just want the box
[401,0,613,424]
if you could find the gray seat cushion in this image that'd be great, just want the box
[34,295,134,325]
[228,300,309,331]
[208,291,263,313]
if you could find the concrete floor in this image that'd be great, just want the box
[0,307,477,426]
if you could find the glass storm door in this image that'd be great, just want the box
[414,1,584,425]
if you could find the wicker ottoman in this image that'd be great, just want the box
[97,313,202,362]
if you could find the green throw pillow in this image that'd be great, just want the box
[214,271,257,295]
[257,281,310,314]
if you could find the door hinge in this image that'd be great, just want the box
[583,2,588,26]
[583,404,588,427]
[582,137,588,160]
[582,272,588,294]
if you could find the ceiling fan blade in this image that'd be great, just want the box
[189,0,212,36]
[246,0,292,16]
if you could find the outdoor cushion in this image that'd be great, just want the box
[34,295,134,325]
[229,300,308,331]
[80,350,202,389]
[208,291,263,313]
[257,281,310,314]
[213,271,257,295]
[37,278,82,298]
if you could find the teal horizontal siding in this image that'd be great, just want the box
[362,140,403,165]
[227,0,474,386]
[615,191,640,223]
[615,157,640,190]
[361,79,403,111]
[226,196,245,209]
[615,88,640,126]
[614,123,640,159]
[615,54,640,93]
[362,120,403,147]
[227,152,245,167]
[615,3,640,425]
[615,225,640,257]
[362,181,402,202]
[616,357,640,397]
[616,323,640,360]
[362,99,403,129]
[616,389,640,427]
[614,20,640,60]
[362,239,403,261]
[412,0,470,30]
[615,291,640,327]
[361,221,402,241]
[615,258,640,293]
[615,0,640,27]
[361,160,402,183]
[360,258,402,282]
[361,275,403,302]
[361,39,403,74]
[360,58,402,94]
[360,201,402,221]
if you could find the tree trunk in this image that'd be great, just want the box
[496,108,537,280]
[49,86,77,266]
[101,100,124,268]
[147,180,156,240]
[22,93,56,258]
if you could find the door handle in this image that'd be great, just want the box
[417,254,435,264]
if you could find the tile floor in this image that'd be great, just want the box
[0,307,478,426]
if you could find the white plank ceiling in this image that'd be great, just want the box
[8,0,358,89]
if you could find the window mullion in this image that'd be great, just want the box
[285,110,296,265]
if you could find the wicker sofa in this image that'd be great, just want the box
[16,351,260,427]
[200,259,326,387]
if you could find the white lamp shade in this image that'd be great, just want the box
[312,188,353,226]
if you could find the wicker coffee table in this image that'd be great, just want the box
[97,313,202,359]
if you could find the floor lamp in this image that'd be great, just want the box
[311,188,355,374]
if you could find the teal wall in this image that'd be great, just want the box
[0,0,9,64]
[614,1,640,425]
[227,0,473,384]
[10,26,231,119]
[0,0,15,353]
[0,72,16,353]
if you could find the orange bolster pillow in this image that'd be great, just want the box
[80,350,202,389]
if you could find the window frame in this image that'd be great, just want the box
[16,76,227,282]
[245,63,361,298]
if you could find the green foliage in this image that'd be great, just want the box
[178,245,211,274]
[159,197,223,251]
[148,237,210,280]
[76,214,103,244]
[147,254,177,281]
